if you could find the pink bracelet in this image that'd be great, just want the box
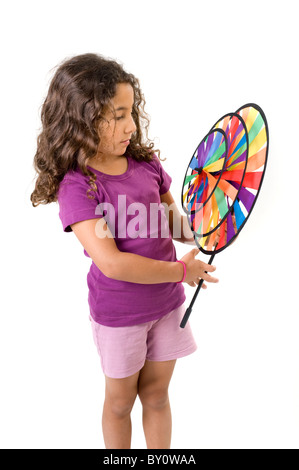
[176,260,187,283]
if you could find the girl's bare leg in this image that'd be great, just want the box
[138,359,176,449]
[102,371,139,449]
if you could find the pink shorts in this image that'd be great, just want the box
[90,304,197,379]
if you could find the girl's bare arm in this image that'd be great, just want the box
[71,218,218,285]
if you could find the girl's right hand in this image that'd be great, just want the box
[179,248,219,288]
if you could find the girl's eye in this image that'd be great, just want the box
[115,112,134,121]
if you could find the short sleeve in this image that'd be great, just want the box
[57,171,103,232]
[152,155,172,195]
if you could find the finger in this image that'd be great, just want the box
[200,262,217,272]
[192,248,200,257]
[187,281,196,287]
[201,272,219,283]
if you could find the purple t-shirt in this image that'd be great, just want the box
[57,155,185,326]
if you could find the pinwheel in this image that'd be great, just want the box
[180,103,268,328]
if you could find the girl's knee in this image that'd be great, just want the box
[139,387,169,411]
[104,372,139,418]
[105,395,136,418]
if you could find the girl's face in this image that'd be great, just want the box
[97,82,137,161]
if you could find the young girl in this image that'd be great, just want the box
[30,53,218,449]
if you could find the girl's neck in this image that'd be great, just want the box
[87,154,128,176]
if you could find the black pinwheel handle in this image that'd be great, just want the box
[180,252,216,328]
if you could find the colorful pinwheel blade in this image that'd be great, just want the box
[184,113,249,245]
[196,104,268,254]
[182,129,227,217]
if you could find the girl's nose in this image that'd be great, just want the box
[126,114,137,134]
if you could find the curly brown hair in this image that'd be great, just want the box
[30,53,160,206]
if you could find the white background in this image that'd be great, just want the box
[1,0,298,449]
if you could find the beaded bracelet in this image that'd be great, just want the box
[176,260,187,283]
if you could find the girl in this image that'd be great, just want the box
[30,53,218,449]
